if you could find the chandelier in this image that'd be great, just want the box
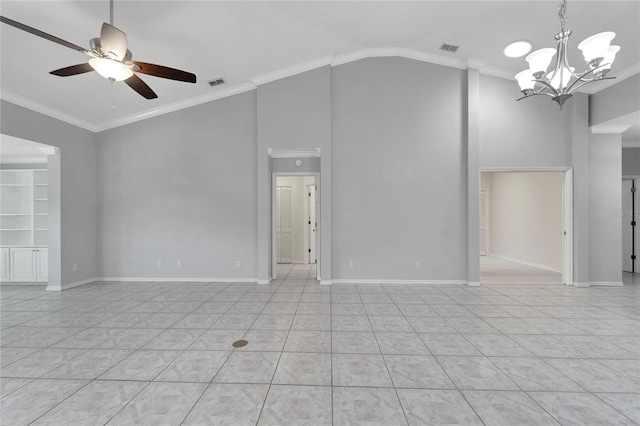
[515,0,620,109]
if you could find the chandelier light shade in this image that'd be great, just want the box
[514,0,619,108]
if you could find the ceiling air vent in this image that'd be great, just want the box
[208,78,225,87]
[440,43,459,53]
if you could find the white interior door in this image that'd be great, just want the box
[36,248,48,282]
[277,186,293,264]
[622,179,636,272]
[10,248,36,282]
[480,190,488,256]
[307,183,317,264]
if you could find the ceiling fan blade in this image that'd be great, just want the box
[100,22,127,60]
[50,63,94,77]
[0,15,89,54]
[124,74,157,99]
[131,61,196,83]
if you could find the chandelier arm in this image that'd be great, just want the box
[566,76,617,95]
[517,92,556,101]
[565,63,612,93]
[532,79,561,96]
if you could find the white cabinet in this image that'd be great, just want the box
[0,248,9,281]
[1,169,48,283]
[9,248,47,282]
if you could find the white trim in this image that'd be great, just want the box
[332,47,468,70]
[320,280,332,285]
[480,166,571,173]
[622,141,640,148]
[563,169,573,287]
[573,282,591,287]
[467,59,487,70]
[251,56,333,86]
[331,279,468,285]
[480,65,515,80]
[46,277,96,292]
[1,90,98,132]
[93,83,257,132]
[0,156,48,164]
[467,281,481,287]
[589,125,631,134]
[97,277,259,283]
[590,281,624,287]
[257,279,271,285]
[268,148,321,158]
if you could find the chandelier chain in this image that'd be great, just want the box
[558,0,568,32]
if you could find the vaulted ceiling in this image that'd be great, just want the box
[1,1,638,132]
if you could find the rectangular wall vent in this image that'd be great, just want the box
[440,44,459,53]
[208,78,225,87]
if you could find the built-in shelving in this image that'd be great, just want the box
[0,169,48,247]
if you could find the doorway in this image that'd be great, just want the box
[273,174,319,279]
[480,170,570,285]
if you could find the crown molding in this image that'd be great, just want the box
[332,47,469,70]
[589,125,631,134]
[94,82,257,132]
[0,90,98,132]
[268,148,321,158]
[622,140,640,148]
[251,55,333,86]
[0,156,48,164]
[479,65,514,80]
[579,63,640,95]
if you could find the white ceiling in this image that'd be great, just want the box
[1,1,639,134]
[0,134,56,160]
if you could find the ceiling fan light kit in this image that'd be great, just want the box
[514,0,620,109]
[0,0,196,100]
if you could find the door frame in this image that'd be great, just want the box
[479,167,573,286]
[272,172,320,280]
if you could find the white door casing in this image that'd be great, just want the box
[277,186,293,264]
[480,190,489,256]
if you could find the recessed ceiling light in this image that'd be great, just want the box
[503,40,533,58]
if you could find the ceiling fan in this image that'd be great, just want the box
[0,2,196,100]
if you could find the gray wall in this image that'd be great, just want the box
[590,73,640,126]
[257,67,332,281]
[332,58,467,280]
[0,100,98,289]
[97,91,258,279]
[589,133,622,284]
[622,147,640,176]
[479,74,570,168]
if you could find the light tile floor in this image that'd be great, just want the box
[1,264,639,425]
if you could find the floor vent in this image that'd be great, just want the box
[440,43,459,53]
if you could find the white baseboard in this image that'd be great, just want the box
[47,277,97,292]
[320,280,332,285]
[97,277,259,283]
[590,281,624,287]
[256,279,270,285]
[330,279,467,285]
[467,281,481,287]
[491,255,562,274]
[573,282,591,287]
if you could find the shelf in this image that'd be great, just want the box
[0,213,31,216]
[34,198,48,201]
[0,229,31,231]
[0,184,31,187]
[34,228,48,231]
[33,184,48,187]
[34,213,48,216]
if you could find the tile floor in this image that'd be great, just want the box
[481,256,563,285]
[1,264,639,425]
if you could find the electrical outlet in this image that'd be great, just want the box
[157,260,162,268]
[415,261,420,269]
[348,261,353,269]
[72,264,78,272]
[177,260,182,268]
[235,260,241,268]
